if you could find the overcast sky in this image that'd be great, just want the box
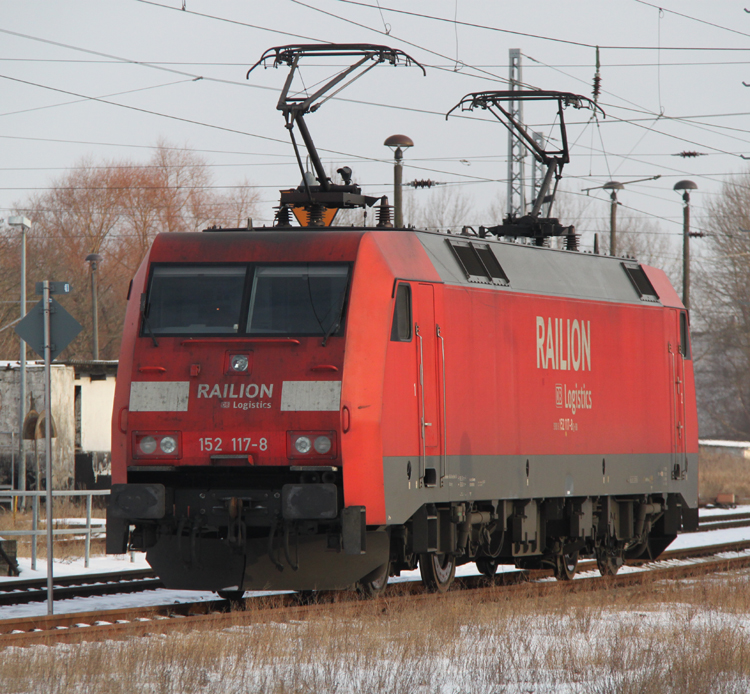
[2,1,750,262]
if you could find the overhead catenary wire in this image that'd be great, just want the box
[1,2,748,251]
[5,20,750,166]
[331,0,750,51]
[286,0,515,87]
[630,0,750,41]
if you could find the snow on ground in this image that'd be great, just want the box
[699,503,750,518]
[3,510,750,622]
[0,553,219,620]
[0,551,149,583]
[670,524,750,550]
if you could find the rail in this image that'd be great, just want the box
[0,489,110,570]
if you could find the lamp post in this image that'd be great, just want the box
[583,176,661,256]
[85,253,103,360]
[602,181,624,257]
[673,180,698,310]
[8,216,30,501]
[384,134,414,228]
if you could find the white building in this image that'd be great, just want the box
[0,360,116,490]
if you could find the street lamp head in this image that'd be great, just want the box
[603,181,624,202]
[674,179,697,203]
[85,253,103,264]
[673,180,697,192]
[384,134,414,161]
[8,216,31,230]
[384,134,414,149]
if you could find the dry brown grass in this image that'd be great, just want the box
[699,448,750,503]
[3,571,750,693]
[0,497,106,560]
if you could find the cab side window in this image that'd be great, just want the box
[680,311,692,359]
[391,283,412,341]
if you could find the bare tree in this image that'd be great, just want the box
[407,185,474,232]
[3,143,260,361]
[692,171,750,438]
[209,181,262,230]
[600,214,679,283]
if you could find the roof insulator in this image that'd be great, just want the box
[376,196,393,228]
[592,46,601,105]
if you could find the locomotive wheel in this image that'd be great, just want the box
[475,557,500,578]
[552,550,579,581]
[419,552,456,593]
[357,560,390,598]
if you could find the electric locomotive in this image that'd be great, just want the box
[107,45,698,596]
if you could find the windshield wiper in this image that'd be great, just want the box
[321,288,347,347]
[140,293,159,347]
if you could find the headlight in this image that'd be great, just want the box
[314,436,332,454]
[133,432,181,459]
[139,436,157,455]
[294,436,312,454]
[160,436,177,454]
[287,431,337,460]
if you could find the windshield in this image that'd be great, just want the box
[247,265,349,336]
[146,265,246,335]
[144,263,349,337]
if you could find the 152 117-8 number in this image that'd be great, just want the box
[199,436,268,452]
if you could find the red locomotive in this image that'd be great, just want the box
[107,45,698,596]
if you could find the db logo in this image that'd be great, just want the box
[555,384,563,408]
[220,401,231,409]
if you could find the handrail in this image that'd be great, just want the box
[0,489,110,570]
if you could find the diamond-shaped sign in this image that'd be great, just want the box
[15,297,82,360]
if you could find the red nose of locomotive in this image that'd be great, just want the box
[108,231,392,592]
[127,260,347,468]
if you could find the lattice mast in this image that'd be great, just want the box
[507,49,526,219]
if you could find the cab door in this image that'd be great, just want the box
[669,309,688,478]
[414,283,442,486]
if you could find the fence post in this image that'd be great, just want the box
[85,494,92,568]
[31,494,38,571]
[10,432,15,503]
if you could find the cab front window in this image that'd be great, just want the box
[145,265,246,335]
[247,265,349,336]
[143,263,349,338]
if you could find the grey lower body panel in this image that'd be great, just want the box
[146,530,390,592]
[383,452,698,526]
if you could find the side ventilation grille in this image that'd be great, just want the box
[446,240,510,286]
[622,263,660,302]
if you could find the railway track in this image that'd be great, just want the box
[0,569,162,607]
[694,510,750,532]
[3,538,750,649]
[0,508,747,608]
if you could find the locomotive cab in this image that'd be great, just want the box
[108,228,423,592]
